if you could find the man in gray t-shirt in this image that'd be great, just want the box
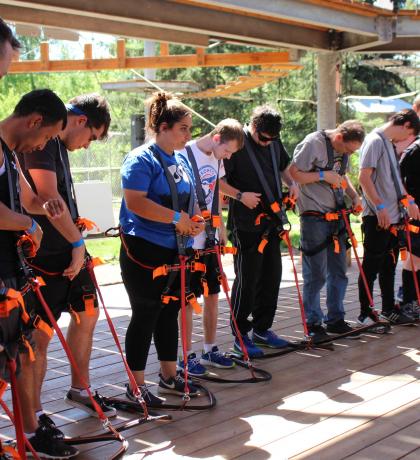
[358,109,420,327]
[290,121,364,343]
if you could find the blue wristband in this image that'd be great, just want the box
[375,203,385,211]
[409,199,415,205]
[71,238,84,248]
[319,170,325,180]
[172,211,181,225]
[26,218,37,235]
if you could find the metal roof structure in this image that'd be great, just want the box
[1,0,420,53]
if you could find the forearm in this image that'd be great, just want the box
[359,176,382,207]
[280,168,295,187]
[219,178,239,198]
[0,203,32,231]
[289,165,320,185]
[46,207,82,243]
[344,176,358,200]
[126,194,176,224]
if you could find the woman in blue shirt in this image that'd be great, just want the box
[120,92,203,406]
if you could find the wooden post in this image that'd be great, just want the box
[84,43,93,69]
[117,39,126,69]
[196,47,205,66]
[40,42,49,71]
[160,42,170,56]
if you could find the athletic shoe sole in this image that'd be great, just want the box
[157,386,199,397]
[232,345,264,359]
[64,395,117,418]
[253,339,291,348]
[325,330,361,340]
[200,358,235,369]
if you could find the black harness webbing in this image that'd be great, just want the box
[243,129,285,226]
[56,138,79,220]
[186,145,220,246]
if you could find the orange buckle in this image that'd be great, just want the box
[36,276,46,287]
[400,247,407,261]
[202,279,209,297]
[153,265,169,279]
[190,262,206,273]
[17,234,37,258]
[33,315,54,339]
[69,307,81,325]
[76,217,99,232]
[91,257,105,266]
[2,445,20,459]
[218,274,230,293]
[400,196,409,208]
[0,289,24,318]
[221,246,237,255]
[333,236,340,254]
[83,294,96,317]
[408,224,420,234]
[353,204,363,214]
[201,209,211,221]
[255,213,267,225]
[186,293,202,314]
[212,215,221,228]
[161,295,178,304]
[270,202,281,213]
[22,336,36,362]
[258,238,268,254]
[325,212,339,221]
[0,378,7,399]
[389,226,398,237]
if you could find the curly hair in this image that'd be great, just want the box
[146,92,190,134]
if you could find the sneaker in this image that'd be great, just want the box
[158,372,200,397]
[64,388,117,418]
[177,352,208,377]
[38,413,64,440]
[381,308,416,325]
[200,346,235,369]
[233,334,264,358]
[252,330,290,348]
[399,301,420,321]
[125,383,163,407]
[326,319,360,339]
[27,425,79,459]
[307,324,330,344]
[357,314,389,334]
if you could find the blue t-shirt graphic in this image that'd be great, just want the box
[119,142,195,249]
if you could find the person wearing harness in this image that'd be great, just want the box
[120,92,204,406]
[398,97,420,319]
[16,94,115,442]
[0,90,78,459]
[223,105,298,358]
[289,121,365,343]
[358,109,420,328]
[176,118,244,376]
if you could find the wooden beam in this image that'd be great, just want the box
[0,4,210,47]
[9,51,293,74]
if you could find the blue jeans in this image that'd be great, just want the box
[300,215,348,326]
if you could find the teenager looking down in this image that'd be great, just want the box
[223,106,298,358]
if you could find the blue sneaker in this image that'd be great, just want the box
[252,329,290,349]
[233,334,264,358]
[200,346,235,369]
[177,352,208,376]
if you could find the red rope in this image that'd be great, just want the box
[85,259,149,417]
[403,217,420,305]
[179,255,190,405]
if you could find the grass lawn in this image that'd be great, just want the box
[85,210,363,263]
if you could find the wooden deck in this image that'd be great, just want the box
[1,259,419,460]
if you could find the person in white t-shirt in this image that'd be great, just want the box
[177,119,259,375]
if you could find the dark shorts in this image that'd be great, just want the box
[29,254,98,326]
[195,252,221,297]
[0,275,36,381]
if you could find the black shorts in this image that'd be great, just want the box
[29,253,98,326]
[194,252,221,297]
[0,275,36,381]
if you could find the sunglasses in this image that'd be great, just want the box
[257,132,278,143]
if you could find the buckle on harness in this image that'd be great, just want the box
[255,213,267,225]
[190,261,206,273]
[33,315,54,339]
[153,265,169,279]
[400,247,408,261]
[161,295,178,304]
[83,294,96,317]
[212,215,221,228]
[325,212,339,221]
[186,293,202,314]
[270,202,281,213]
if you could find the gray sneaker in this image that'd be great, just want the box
[64,388,117,418]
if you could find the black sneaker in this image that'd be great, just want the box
[64,388,117,418]
[326,319,361,339]
[307,324,330,344]
[158,372,199,397]
[381,309,416,325]
[125,383,164,407]
[357,314,390,334]
[27,425,79,459]
[399,301,420,321]
[38,413,64,440]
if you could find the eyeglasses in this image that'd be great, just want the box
[257,132,278,143]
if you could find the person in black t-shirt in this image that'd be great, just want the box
[18,94,116,440]
[223,105,298,358]
[399,95,420,317]
[0,89,79,459]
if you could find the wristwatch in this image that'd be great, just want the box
[236,191,243,202]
